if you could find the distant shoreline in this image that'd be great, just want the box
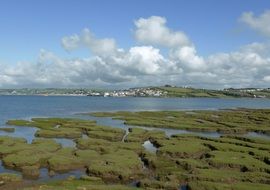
[0,94,268,99]
[0,86,269,98]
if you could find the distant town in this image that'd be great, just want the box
[0,87,166,97]
[0,86,270,98]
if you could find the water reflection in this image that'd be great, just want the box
[0,160,84,181]
[0,125,38,143]
[143,140,157,154]
[36,168,84,182]
[52,138,76,148]
[246,132,270,140]
[0,125,77,147]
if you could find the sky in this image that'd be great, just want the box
[0,0,270,89]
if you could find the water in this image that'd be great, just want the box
[37,168,84,182]
[0,125,38,143]
[84,115,222,138]
[143,140,157,154]
[0,161,84,181]
[0,96,270,180]
[0,125,75,147]
[1,96,270,126]
[0,161,21,175]
[1,96,269,145]
[53,138,76,148]
[245,132,270,140]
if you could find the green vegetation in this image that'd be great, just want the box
[157,138,209,158]
[92,109,270,134]
[153,86,270,98]
[0,173,22,189]
[86,125,125,142]
[157,86,229,98]
[125,128,166,143]
[1,138,61,177]
[1,109,270,189]
[7,118,85,138]
[22,178,142,190]
[0,127,15,132]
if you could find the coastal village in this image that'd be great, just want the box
[101,88,166,97]
[0,87,167,97]
[0,86,270,98]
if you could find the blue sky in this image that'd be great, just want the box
[0,0,268,63]
[0,0,270,88]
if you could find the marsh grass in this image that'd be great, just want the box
[3,109,270,189]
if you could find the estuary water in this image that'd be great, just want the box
[1,95,270,125]
[0,95,270,180]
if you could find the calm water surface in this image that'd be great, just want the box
[1,96,270,125]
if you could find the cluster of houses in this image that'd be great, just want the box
[88,88,166,97]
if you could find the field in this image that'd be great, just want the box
[154,86,270,98]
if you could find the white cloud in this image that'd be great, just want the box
[62,28,118,56]
[127,46,162,74]
[263,76,270,82]
[134,16,205,71]
[61,34,80,51]
[1,14,270,89]
[134,16,191,47]
[239,10,270,37]
[205,43,270,87]
[170,46,206,70]
[125,46,180,75]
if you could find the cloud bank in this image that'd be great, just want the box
[1,11,270,89]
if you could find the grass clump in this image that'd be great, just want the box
[157,137,209,158]
[208,151,270,172]
[22,178,141,190]
[86,149,143,182]
[86,125,125,142]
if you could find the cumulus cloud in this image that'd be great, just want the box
[1,13,270,89]
[62,28,118,56]
[208,42,270,87]
[135,16,206,71]
[134,16,191,47]
[170,46,206,71]
[239,10,270,37]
